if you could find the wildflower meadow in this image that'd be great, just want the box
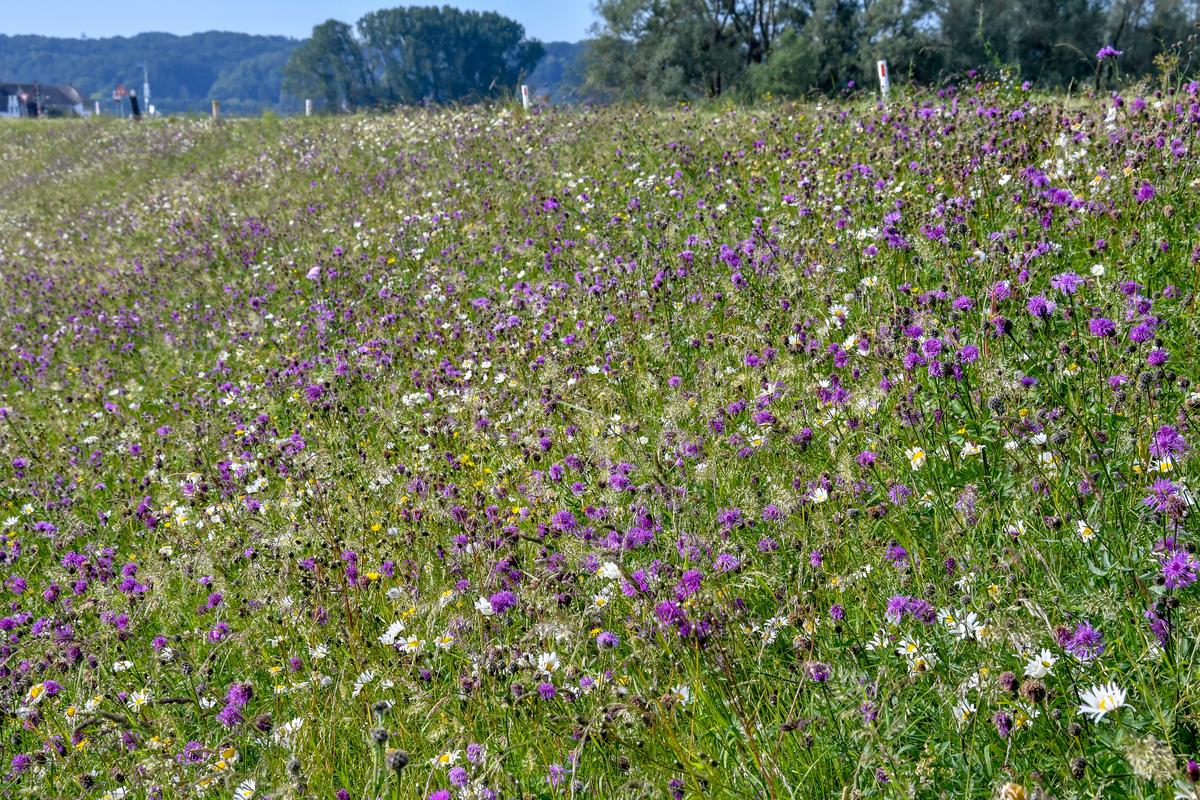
[2,81,1200,800]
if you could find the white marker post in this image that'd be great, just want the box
[212,100,221,123]
[877,60,891,99]
[305,99,312,117]
[521,84,530,112]
[94,101,101,116]
[137,60,150,111]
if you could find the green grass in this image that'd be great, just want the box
[0,86,1199,800]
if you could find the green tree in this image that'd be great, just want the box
[585,0,1199,99]
[857,0,943,86]
[1101,0,1192,80]
[358,6,543,104]
[939,0,1105,86]
[588,0,942,101]
[284,6,543,109]
[744,26,821,96]
[282,20,375,112]
[802,0,866,90]
[528,41,589,102]
[209,50,291,108]
[586,0,763,99]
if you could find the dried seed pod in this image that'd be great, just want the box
[385,749,410,773]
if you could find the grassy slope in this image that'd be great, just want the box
[0,91,1198,800]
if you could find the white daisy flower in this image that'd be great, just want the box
[1024,649,1057,679]
[904,446,926,470]
[1078,682,1129,722]
[352,670,375,697]
[378,620,405,646]
[537,651,561,676]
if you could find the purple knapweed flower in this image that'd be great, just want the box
[1143,478,1180,512]
[225,682,254,707]
[676,570,703,599]
[1162,550,1198,589]
[1089,317,1116,337]
[215,704,245,727]
[1151,425,1188,458]
[714,554,740,572]
[1027,294,1056,318]
[806,661,831,682]
[550,510,577,532]
[1050,272,1084,296]
[1064,620,1105,661]
[488,590,518,615]
[716,507,743,529]
[885,595,909,623]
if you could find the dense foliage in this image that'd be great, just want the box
[0,32,300,116]
[584,0,1200,99]
[282,7,544,111]
[3,77,1200,800]
[526,42,588,104]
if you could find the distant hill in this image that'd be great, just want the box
[0,31,589,115]
[0,32,300,115]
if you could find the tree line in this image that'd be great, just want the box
[282,6,544,110]
[0,32,298,115]
[583,0,1200,100]
[283,0,1200,110]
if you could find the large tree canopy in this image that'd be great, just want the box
[584,0,1198,98]
[283,5,544,110]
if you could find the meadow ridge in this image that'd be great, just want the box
[0,85,1199,800]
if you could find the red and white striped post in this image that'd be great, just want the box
[877,60,891,99]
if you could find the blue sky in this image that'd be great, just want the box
[3,0,594,43]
